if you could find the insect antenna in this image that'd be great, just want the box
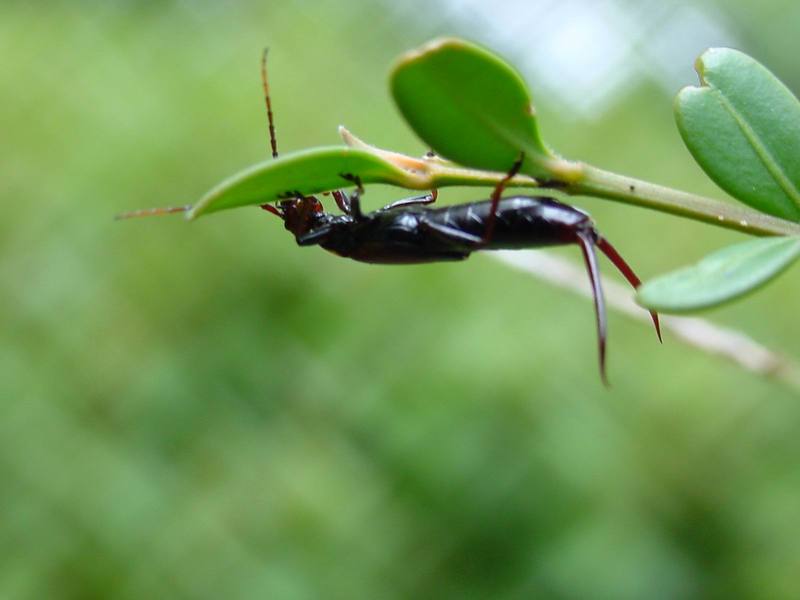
[596,236,662,342]
[119,49,281,222]
[261,48,278,159]
[114,205,192,220]
[576,233,609,386]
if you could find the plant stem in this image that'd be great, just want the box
[428,164,542,189]
[342,129,800,237]
[428,161,800,237]
[569,164,800,237]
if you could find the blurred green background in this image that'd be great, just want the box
[3,1,800,598]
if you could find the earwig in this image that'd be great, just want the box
[119,50,661,383]
[263,172,661,384]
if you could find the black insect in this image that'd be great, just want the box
[256,52,661,384]
[262,168,661,384]
[120,49,661,383]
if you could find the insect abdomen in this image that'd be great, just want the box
[429,196,594,249]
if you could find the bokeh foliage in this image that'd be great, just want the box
[3,1,800,598]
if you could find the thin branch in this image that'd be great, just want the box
[341,129,800,239]
[571,165,800,237]
[492,250,800,391]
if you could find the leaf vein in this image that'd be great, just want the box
[713,90,800,217]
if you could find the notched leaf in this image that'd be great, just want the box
[675,48,800,221]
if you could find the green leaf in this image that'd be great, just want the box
[188,146,420,219]
[675,48,800,221]
[636,236,800,313]
[390,37,553,176]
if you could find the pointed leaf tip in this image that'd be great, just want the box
[187,146,421,219]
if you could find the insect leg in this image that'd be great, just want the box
[576,232,609,386]
[333,177,435,216]
[419,219,484,246]
[380,189,438,211]
[339,174,365,220]
[596,236,662,342]
[296,224,334,246]
[482,154,524,244]
[331,190,351,214]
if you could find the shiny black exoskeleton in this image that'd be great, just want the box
[117,49,661,384]
[263,180,662,385]
[281,194,592,263]
[248,47,659,385]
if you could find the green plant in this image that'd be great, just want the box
[181,38,800,314]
